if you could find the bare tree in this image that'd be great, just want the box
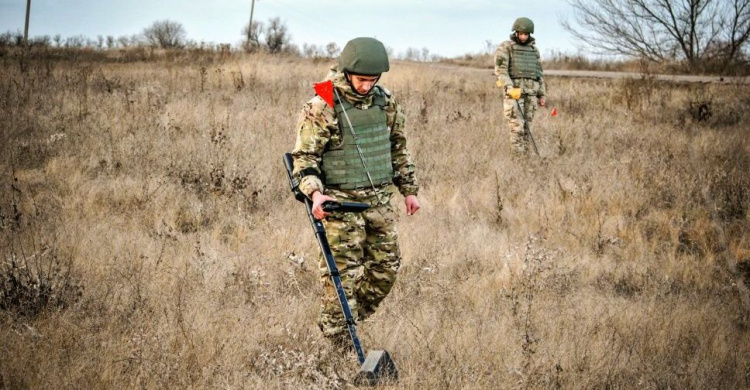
[0,32,12,47]
[302,43,324,58]
[143,20,186,49]
[12,31,24,46]
[117,35,131,48]
[402,47,420,61]
[65,35,86,48]
[421,47,430,62]
[264,17,290,53]
[325,42,340,58]
[242,20,264,52]
[386,46,395,58]
[485,39,495,55]
[31,35,50,47]
[563,0,750,70]
[713,0,750,62]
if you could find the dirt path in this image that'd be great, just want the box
[544,69,749,84]
[416,62,749,84]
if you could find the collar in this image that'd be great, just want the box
[325,66,378,108]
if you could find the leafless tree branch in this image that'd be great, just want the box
[563,0,750,70]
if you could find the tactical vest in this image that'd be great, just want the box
[509,43,542,80]
[321,87,394,190]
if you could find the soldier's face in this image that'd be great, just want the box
[517,32,530,42]
[349,74,380,95]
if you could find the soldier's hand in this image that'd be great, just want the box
[508,87,522,100]
[405,195,420,216]
[538,98,546,107]
[311,191,337,220]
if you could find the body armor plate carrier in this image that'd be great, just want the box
[321,87,394,190]
[509,43,542,80]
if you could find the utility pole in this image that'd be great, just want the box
[24,0,32,45]
[249,0,256,33]
[247,0,259,46]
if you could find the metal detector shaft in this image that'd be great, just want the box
[514,96,540,156]
[283,153,367,364]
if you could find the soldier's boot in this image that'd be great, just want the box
[510,133,530,157]
[508,115,530,156]
[511,144,528,157]
[329,334,355,354]
[738,258,750,286]
[318,297,359,352]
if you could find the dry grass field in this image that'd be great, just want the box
[1,49,749,389]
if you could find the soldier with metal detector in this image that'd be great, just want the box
[495,17,547,156]
[290,37,420,354]
[284,154,398,385]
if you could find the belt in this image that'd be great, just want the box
[328,180,392,191]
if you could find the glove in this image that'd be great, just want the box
[507,87,522,100]
[495,79,504,88]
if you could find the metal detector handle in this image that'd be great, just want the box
[322,201,370,214]
[282,153,367,364]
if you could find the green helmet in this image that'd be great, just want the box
[512,17,535,34]
[338,37,390,76]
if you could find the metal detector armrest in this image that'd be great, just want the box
[283,153,308,203]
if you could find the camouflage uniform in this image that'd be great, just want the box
[291,67,418,340]
[495,34,547,154]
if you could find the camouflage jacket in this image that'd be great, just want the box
[291,66,419,199]
[494,35,547,98]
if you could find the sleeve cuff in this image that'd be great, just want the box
[399,187,419,197]
[299,176,324,199]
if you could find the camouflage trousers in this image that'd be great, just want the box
[317,186,401,339]
[503,79,541,155]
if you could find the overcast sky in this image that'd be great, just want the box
[0,0,581,58]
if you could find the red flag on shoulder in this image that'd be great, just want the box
[313,80,335,108]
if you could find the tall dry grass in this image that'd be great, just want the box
[1,50,748,389]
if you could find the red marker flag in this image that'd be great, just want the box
[313,80,335,108]
[551,107,558,117]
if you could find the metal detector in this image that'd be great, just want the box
[283,153,398,386]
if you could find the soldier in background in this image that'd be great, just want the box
[495,17,547,155]
[291,37,420,348]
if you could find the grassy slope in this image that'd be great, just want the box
[1,52,748,389]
